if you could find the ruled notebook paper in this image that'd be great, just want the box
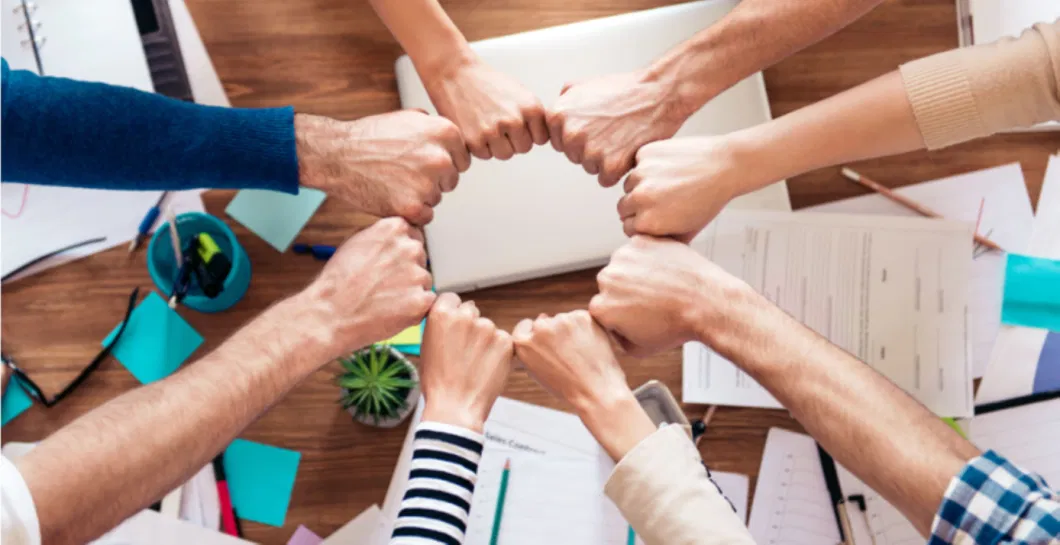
[748,428,841,545]
[835,468,921,545]
[970,397,1060,484]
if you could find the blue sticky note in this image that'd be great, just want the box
[226,189,326,252]
[1001,254,1060,332]
[2,381,33,426]
[102,292,204,384]
[1033,331,1060,394]
[224,439,301,527]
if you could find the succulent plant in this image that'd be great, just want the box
[336,344,417,425]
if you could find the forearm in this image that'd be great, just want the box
[701,289,980,536]
[727,70,923,195]
[648,0,883,118]
[368,0,472,79]
[16,293,335,544]
[0,60,298,193]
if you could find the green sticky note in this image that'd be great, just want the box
[2,381,33,426]
[224,439,301,527]
[102,292,204,384]
[226,188,326,252]
[1002,254,1060,332]
[940,417,967,439]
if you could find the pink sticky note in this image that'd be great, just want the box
[287,525,323,545]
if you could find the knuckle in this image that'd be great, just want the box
[398,200,426,220]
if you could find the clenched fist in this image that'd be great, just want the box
[296,111,471,225]
[424,57,549,160]
[619,136,747,240]
[590,236,752,356]
[512,310,656,461]
[301,218,435,359]
[420,293,514,431]
[547,70,688,188]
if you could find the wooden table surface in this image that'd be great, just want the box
[3,0,1059,542]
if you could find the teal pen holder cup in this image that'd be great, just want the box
[147,212,251,313]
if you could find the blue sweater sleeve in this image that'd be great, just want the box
[1,58,298,193]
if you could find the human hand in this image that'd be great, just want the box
[299,218,435,360]
[420,293,514,432]
[511,310,656,461]
[547,69,688,188]
[619,136,753,240]
[295,111,471,225]
[423,57,549,160]
[590,235,754,356]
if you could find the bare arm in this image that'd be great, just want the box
[367,0,549,160]
[550,0,883,187]
[590,237,981,537]
[650,0,885,119]
[619,21,1060,240]
[15,218,435,544]
[697,280,980,536]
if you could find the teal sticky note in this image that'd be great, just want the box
[226,189,326,252]
[224,439,301,527]
[102,292,204,384]
[394,344,420,356]
[1002,254,1060,332]
[2,381,33,426]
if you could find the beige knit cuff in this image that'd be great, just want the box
[900,51,988,150]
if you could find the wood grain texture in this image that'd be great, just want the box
[3,0,1060,542]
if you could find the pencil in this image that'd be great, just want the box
[489,459,511,545]
[840,168,1003,252]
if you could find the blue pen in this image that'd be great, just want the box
[292,243,336,261]
[128,191,169,253]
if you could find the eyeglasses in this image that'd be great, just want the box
[1,287,140,407]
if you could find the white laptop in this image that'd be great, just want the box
[395,0,791,292]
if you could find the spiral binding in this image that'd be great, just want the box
[12,0,44,73]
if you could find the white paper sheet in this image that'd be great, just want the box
[802,164,1034,377]
[0,186,205,281]
[978,155,1060,404]
[747,428,840,545]
[711,471,750,524]
[970,396,1060,484]
[321,505,383,545]
[91,509,255,545]
[683,209,975,417]
[835,467,921,545]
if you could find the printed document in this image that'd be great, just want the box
[683,210,974,417]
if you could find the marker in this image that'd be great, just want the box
[128,191,169,253]
[213,454,241,537]
[292,243,336,261]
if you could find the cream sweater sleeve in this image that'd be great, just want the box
[900,19,1060,149]
[604,425,756,545]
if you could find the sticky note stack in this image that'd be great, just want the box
[385,321,424,356]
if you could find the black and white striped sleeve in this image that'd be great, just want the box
[390,421,484,545]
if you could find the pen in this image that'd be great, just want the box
[292,243,336,261]
[817,445,855,545]
[128,191,169,253]
[489,458,511,545]
[840,168,1003,252]
[213,454,242,537]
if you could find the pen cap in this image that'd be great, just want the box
[147,212,251,313]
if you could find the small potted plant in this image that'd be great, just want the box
[336,344,420,428]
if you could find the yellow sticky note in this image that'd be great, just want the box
[384,324,422,346]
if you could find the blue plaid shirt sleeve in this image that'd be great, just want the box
[928,450,1060,544]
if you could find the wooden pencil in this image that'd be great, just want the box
[840,168,1003,252]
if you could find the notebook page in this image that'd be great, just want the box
[835,467,921,545]
[465,449,630,545]
[748,428,840,545]
[684,210,975,417]
[970,397,1060,484]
